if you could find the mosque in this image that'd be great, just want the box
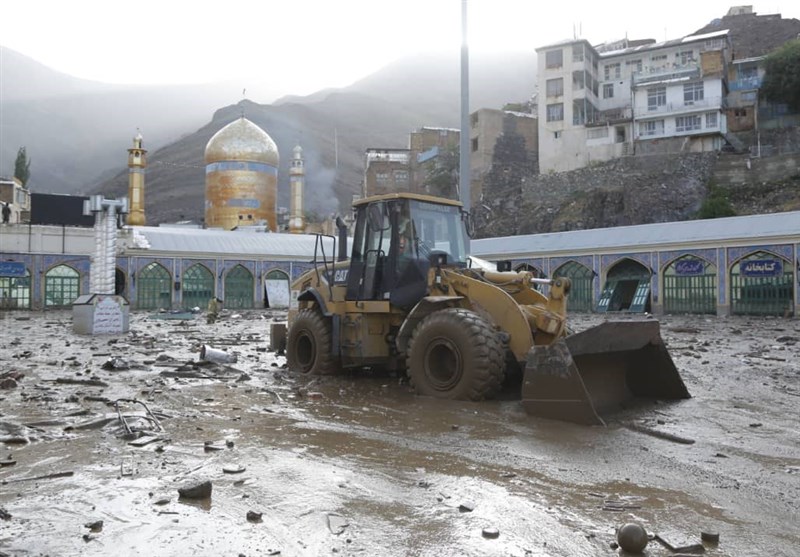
[0,117,798,316]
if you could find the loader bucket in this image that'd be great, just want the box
[521,320,690,425]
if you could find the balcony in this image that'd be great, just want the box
[633,66,701,86]
[729,76,762,91]
[586,106,633,127]
[639,96,727,118]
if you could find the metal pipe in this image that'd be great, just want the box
[200,345,238,364]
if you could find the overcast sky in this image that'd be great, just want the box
[3,0,797,97]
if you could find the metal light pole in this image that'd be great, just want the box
[459,0,471,249]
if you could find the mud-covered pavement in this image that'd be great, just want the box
[1,309,798,557]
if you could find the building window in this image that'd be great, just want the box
[573,71,585,90]
[375,172,390,184]
[546,78,564,97]
[604,63,621,81]
[546,103,564,122]
[651,54,667,62]
[394,170,409,183]
[572,44,584,62]
[676,115,702,132]
[626,59,642,74]
[545,49,563,69]
[554,131,562,139]
[705,112,718,128]
[639,120,665,137]
[647,87,666,111]
[603,83,614,99]
[741,91,757,103]
[587,127,609,140]
[677,50,694,65]
[684,82,704,104]
[471,137,479,152]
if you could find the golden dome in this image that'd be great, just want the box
[204,117,279,166]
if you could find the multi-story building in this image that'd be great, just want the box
[469,108,538,206]
[363,148,412,197]
[0,177,31,224]
[536,29,731,172]
[363,127,460,198]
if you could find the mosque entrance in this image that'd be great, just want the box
[553,261,594,312]
[731,251,794,316]
[115,268,126,297]
[137,262,172,310]
[663,255,717,314]
[182,264,214,310]
[597,258,651,313]
[44,265,80,308]
[224,265,254,309]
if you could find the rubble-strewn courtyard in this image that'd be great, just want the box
[1,309,798,557]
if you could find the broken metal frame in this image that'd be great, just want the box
[114,398,163,435]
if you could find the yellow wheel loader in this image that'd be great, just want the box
[286,193,689,425]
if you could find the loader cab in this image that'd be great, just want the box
[346,195,469,308]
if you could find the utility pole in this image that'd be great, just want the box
[459,0,471,247]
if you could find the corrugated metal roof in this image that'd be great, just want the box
[128,226,341,258]
[472,211,800,258]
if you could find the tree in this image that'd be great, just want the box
[422,146,459,199]
[14,147,31,187]
[697,183,736,219]
[761,39,800,112]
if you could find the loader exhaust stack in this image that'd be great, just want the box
[521,320,690,425]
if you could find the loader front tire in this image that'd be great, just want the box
[287,309,338,375]
[407,308,504,401]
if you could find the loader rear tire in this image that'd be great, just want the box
[407,308,504,401]
[287,309,338,375]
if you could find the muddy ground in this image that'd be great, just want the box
[0,309,798,557]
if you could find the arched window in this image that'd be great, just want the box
[224,265,254,309]
[554,261,594,313]
[182,264,214,310]
[0,269,31,309]
[731,251,793,316]
[137,262,172,310]
[45,265,81,307]
[663,255,716,314]
[264,269,290,308]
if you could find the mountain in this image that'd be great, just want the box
[95,51,537,223]
[0,46,287,194]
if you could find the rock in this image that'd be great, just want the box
[0,378,18,390]
[482,527,500,539]
[617,523,648,553]
[701,530,720,543]
[246,510,263,523]
[178,480,212,499]
[223,464,246,474]
[0,507,11,520]
[84,520,104,532]
[326,513,349,535]
[458,502,475,512]
[226,440,235,448]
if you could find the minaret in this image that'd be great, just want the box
[288,144,306,234]
[127,131,147,226]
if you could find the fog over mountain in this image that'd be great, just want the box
[0,46,290,193]
[1,45,536,222]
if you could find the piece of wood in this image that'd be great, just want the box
[626,423,696,445]
[1,471,74,485]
